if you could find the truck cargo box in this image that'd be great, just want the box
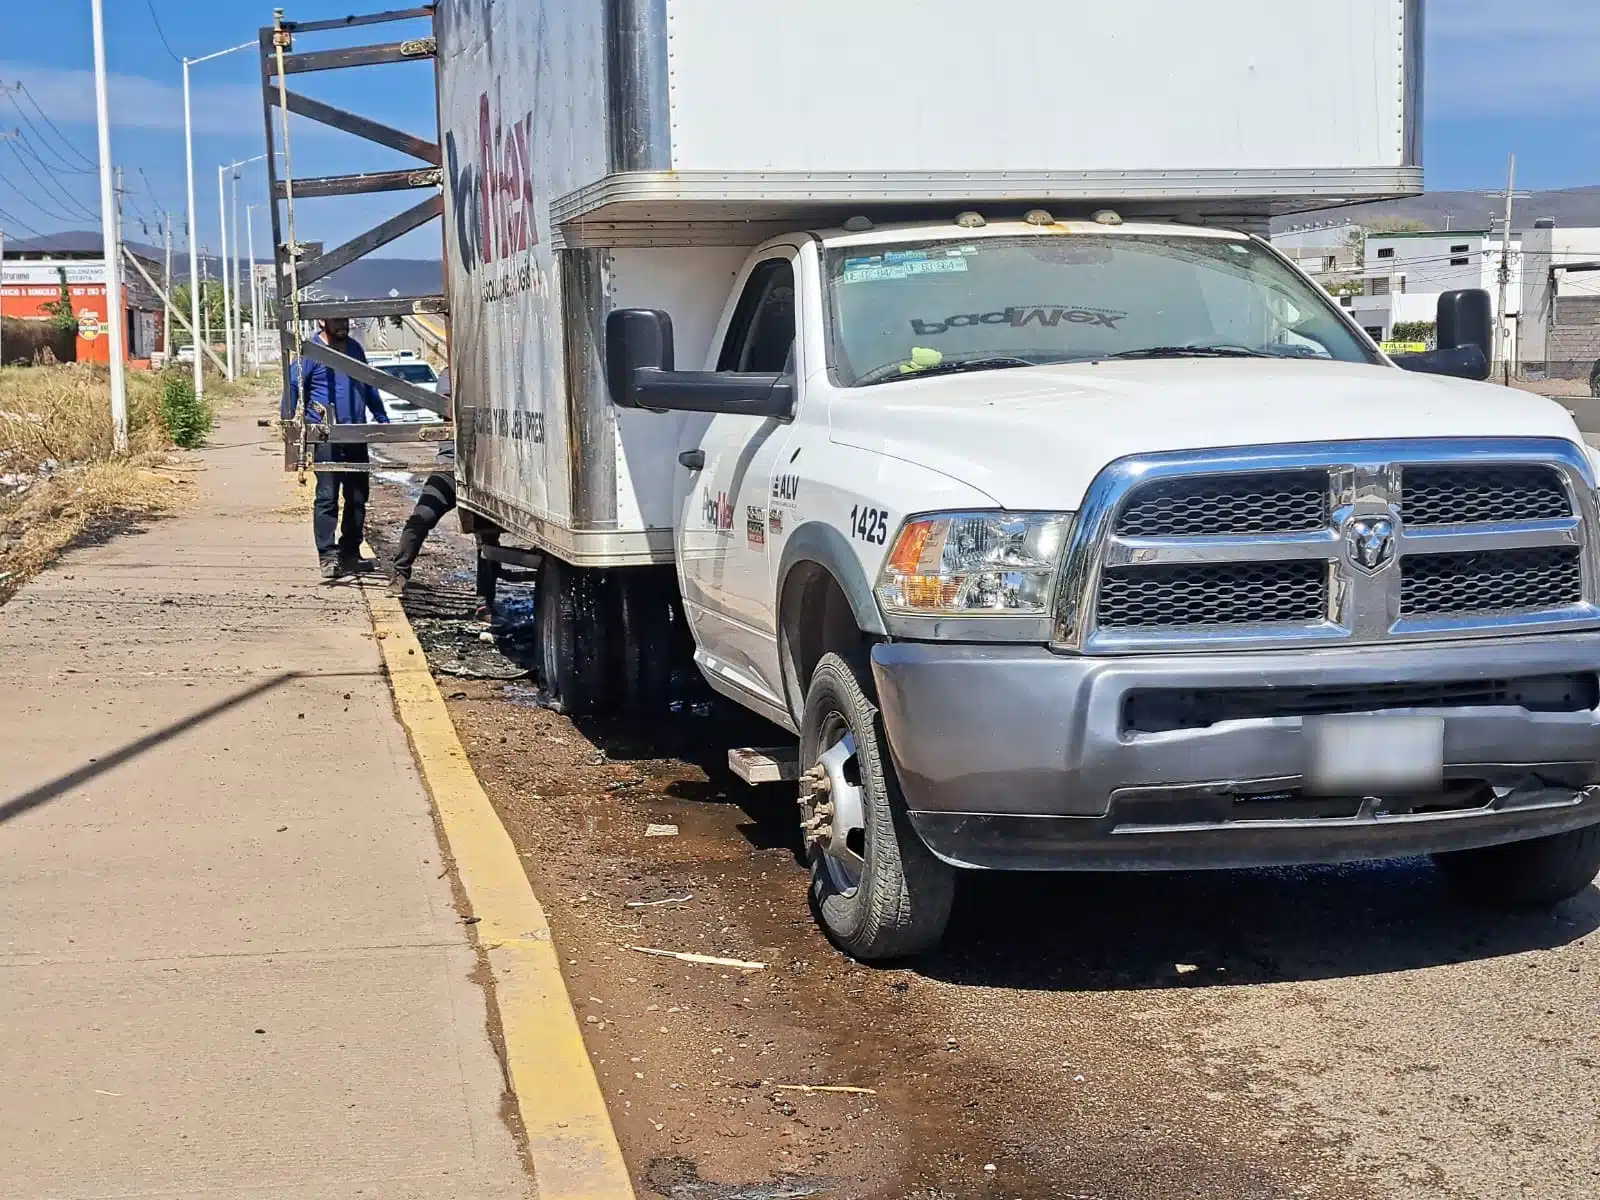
[435,0,1423,564]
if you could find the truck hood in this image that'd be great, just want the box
[827,359,1588,510]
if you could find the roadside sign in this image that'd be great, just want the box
[78,311,103,340]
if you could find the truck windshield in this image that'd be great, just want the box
[824,234,1378,386]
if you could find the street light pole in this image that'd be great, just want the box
[90,0,128,452]
[181,40,252,401]
[217,163,234,382]
[224,155,266,379]
[245,204,260,374]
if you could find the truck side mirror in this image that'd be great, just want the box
[1437,289,1493,356]
[604,307,795,420]
[1391,288,1493,382]
[606,308,675,410]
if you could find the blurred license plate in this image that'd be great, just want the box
[1304,715,1444,796]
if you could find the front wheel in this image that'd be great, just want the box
[1433,824,1600,908]
[799,651,954,960]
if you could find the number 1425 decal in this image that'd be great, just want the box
[850,504,889,545]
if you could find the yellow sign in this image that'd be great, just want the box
[1381,341,1427,354]
[77,310,102,341]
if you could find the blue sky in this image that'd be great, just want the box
[1,0,1596,258]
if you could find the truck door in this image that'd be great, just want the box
[679,249,798,708]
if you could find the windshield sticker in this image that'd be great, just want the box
[840,256,969,283]
[910,304,1128,336]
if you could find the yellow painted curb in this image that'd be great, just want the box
[365,588,636,1200]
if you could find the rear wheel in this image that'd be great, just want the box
[535,557,608,713]
[612,567,675,713]
[799,651,954,960]
[1433,824,1600,908]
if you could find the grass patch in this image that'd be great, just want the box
[0,363,266,602]
[161,373,213,449]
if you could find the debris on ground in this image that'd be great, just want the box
[646,823,680,837]
[771,1084,877,1096]
[624,945,767,971]
[626,894,695,909]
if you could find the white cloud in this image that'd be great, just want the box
[0,63,261,136]
[1428,0,1600,117]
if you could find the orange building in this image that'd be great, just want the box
[2,239,166,365]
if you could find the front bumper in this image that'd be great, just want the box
[870,635,1600,871]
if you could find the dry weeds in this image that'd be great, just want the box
[0,364,234,602]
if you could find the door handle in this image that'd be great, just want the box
[678,449,705,470]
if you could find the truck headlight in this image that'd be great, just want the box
[875,511,1072,616]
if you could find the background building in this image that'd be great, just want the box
[1,232,166,366]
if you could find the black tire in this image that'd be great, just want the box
[1433,824,1600,909]
[613,567,674,714]
[535,557,608,713]
[800,651,954,960]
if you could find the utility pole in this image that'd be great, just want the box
[0,131,14,372]
[1487,153,1531,387]
[162,214,173,364]
[91,0,128,452]
[199,249,209,349]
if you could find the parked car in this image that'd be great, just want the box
[375,360,443,424]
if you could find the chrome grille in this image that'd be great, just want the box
[1114,471,1328,537]
[1056,438,1600,654]
[1402,547,1582,616]
[1097,561,1326,629]
[1401,465,1570,525]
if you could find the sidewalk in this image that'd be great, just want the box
[0,406,532,1199]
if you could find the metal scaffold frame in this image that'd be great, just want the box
[260,6,452,475]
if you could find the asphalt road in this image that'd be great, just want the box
[366,471,1600,1200]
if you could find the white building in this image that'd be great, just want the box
[1520,221,1600,380]
[1272,221,1363,279]
[1343,230,1523,348]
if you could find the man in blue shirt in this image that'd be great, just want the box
[282,318,390,579]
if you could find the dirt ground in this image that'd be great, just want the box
[364,464,1600,1200]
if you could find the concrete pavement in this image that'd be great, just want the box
[0,408,533,1199]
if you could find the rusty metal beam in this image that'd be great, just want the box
[296,194,442,287]
[278,37,436,74]
[282,7,432,34]
[274,167,442,200]
[299,295,447,320]
[297,339,447,414]
[271,89,440,164]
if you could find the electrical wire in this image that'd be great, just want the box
[3,94,95,176]
[144,0,184,64]
[11,83,96,171]
[0,203,45,238]
[0,166,89,226]
[4,141,98,223]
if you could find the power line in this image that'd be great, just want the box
[12,83,97,171]
[137,166,167,214]
[0,202,45,238]
[144,0,184,64]
[3,92,95,175]
[4,140,98,222]
[0,161,92,225]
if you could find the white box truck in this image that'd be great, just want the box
[271,1,1600,960]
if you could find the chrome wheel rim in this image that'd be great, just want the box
[809,712,867,897]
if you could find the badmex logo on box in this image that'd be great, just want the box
[445,91,536,279]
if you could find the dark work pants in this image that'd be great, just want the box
[313,444,370,561]
[393,472,500,601]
